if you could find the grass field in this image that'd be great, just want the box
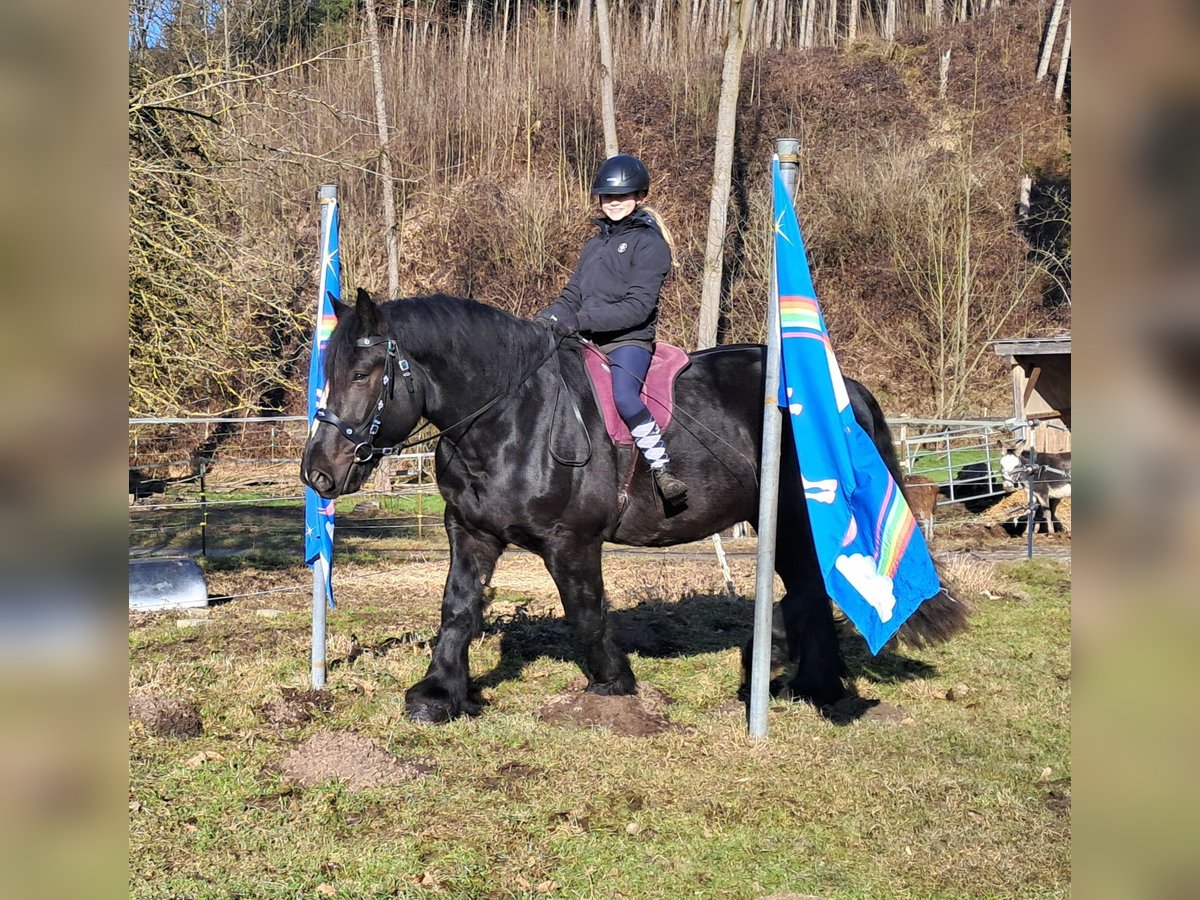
[129,551,1070,899]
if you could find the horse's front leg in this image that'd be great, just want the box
[543,539,636,695]
[405,516,503,723]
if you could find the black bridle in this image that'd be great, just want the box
[312,335,416,464]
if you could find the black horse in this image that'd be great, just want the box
[302,290,967,723]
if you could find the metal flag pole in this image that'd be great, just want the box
[311,183,337,690]
[749,138,801,739]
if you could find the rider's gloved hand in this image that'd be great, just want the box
[533,307,579,338]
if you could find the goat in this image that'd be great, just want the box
[1002,447,1072,534]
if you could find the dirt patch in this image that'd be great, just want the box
[1044,787,1071,816]
[279,730,435,790]
[257,687,334,727]
[129,694,204,738]
[480,761,543,794]
[534,678,681,737]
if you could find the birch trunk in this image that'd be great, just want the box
[697,0,756,350]
[596,0,619,157]
[575,0,593,50]
[883,0,896,42]
[1054,12,1071,101]
[847,0,857,45]
[364,0,400,298]
[1037,0,1065,81]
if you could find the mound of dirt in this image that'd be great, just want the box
[279,731,435,790]
[129,694,203,738]
[257,687,333,727]
[534,679,680,737]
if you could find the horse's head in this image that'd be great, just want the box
[301,288,425,498]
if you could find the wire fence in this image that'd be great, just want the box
[128,415,1067,560]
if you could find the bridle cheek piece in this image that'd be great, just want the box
[312,336,416,465]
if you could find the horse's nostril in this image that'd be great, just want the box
[306,468,335,495]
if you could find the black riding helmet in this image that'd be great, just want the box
[591,154,650,196]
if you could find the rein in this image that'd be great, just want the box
[315,328,568,463]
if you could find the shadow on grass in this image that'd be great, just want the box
[475,593,938,723]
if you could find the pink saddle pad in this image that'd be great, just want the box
[582,342,691,446]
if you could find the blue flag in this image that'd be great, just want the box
[305,191,340,608]
[772,158,940,653]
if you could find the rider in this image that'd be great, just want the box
[534,154,687,504]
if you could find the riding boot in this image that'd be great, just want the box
[652,467,688,504]
[630,416,688,503]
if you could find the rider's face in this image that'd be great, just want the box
[598,192,640,222]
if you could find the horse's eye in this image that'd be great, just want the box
[352,372,368,383]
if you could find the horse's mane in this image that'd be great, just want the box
[328,293,548,384]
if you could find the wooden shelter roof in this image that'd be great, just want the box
[991,336,1071,357]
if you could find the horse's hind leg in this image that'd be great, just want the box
[405,515,503,724]
[776,541,848,709]
[543,539,636,695]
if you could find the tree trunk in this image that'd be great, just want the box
[1054,11,1071,101]
[364,0,400,298]
[575,0,592,50]
[595,0,619,157]
[847,0,857,45]
[696,0,756,350]
[1037,0,1065,81]
[883,0,896,42]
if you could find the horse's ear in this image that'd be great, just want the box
[355,287,380,334]
[331,293,353,321]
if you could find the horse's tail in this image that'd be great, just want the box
[845,378,973,649]
[897,588,972,648]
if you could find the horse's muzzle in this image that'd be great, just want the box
[301,444,343,498]
[302,464,338,498]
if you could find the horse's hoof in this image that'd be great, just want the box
[585,678,637,696]
[788,679,848,711]
[406,701,454,724]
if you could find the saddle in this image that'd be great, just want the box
[581,341,691,445]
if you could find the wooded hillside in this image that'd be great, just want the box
[128,0,1070,419]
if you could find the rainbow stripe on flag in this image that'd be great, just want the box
[874,481,918,579]
[316,313,337,345]
[780,295,822,333]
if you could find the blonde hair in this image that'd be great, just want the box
[637,203,679,268]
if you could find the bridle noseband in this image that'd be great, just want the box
[312,335,416,464]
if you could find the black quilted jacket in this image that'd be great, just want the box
[542,210,672,346]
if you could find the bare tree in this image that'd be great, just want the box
[1037,0,1066,81]
[364,0,400,298]
[696,0,756,350]
[873,150,1041,417]
[575,0,593,50]
[596,0,619,156]
[1054,11,1071,102]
